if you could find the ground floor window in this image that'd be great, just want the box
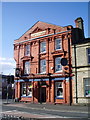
[21,82,32,97]
[22,83,26,96]
[27,83,32,96]
[55,82,63,98]
[84,78,90,97]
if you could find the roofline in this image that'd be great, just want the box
[14,30,71,45]
[72,38,90,46]
[16,21,40,40]
[14,21,72,41]
[63,25,73,28]
[38,20,63,28]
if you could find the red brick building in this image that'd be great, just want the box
[14,21,74,104]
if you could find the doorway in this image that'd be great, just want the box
[38,87,46,103]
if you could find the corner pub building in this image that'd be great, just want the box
[14,18,84,104]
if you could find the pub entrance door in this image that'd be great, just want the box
[38,86,46,103]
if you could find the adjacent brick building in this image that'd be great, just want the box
[14,18,85,104]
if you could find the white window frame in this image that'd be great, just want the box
[25,44,30,56]
[55,82,63,98]
[55,57,62,72]
[55,38,62,50]
[40,41,46,53]
[21,82,32,97]
[22,83,26,96]
[27,83,32,97]
[40,59,46,73]
[24,61,30,75]
[84,78,90,97]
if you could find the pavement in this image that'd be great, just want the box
[1,99,89,120]
[2,99,88,113]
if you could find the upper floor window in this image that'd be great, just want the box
[55,57,62,72]
[40,59,46,73]
[87,48,90,65]
[24,61,30,75]
[25,44,30,56]
[55,38,62,50]
[40,41,46,53]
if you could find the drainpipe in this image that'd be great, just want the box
[67,34,72,106]
[33,79,34,103]
[16,44,20,102]
[17,44,20,68]
[74,45,78,103]
[38,41,40,73]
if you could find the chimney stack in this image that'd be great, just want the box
[72,17,85,44]
[75,17,85,39]
[75,17,84,38]
[75,17,84,35]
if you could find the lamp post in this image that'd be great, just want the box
[6,75,10,104]
[6,84,9,103]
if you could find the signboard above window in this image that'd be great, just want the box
[31,30,46,38]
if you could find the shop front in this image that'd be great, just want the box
[15,77,70,104]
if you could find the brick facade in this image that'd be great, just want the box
[14,21,73,104]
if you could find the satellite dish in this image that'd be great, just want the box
[61,58,68,66]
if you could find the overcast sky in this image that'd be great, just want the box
[1,2,88,75]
